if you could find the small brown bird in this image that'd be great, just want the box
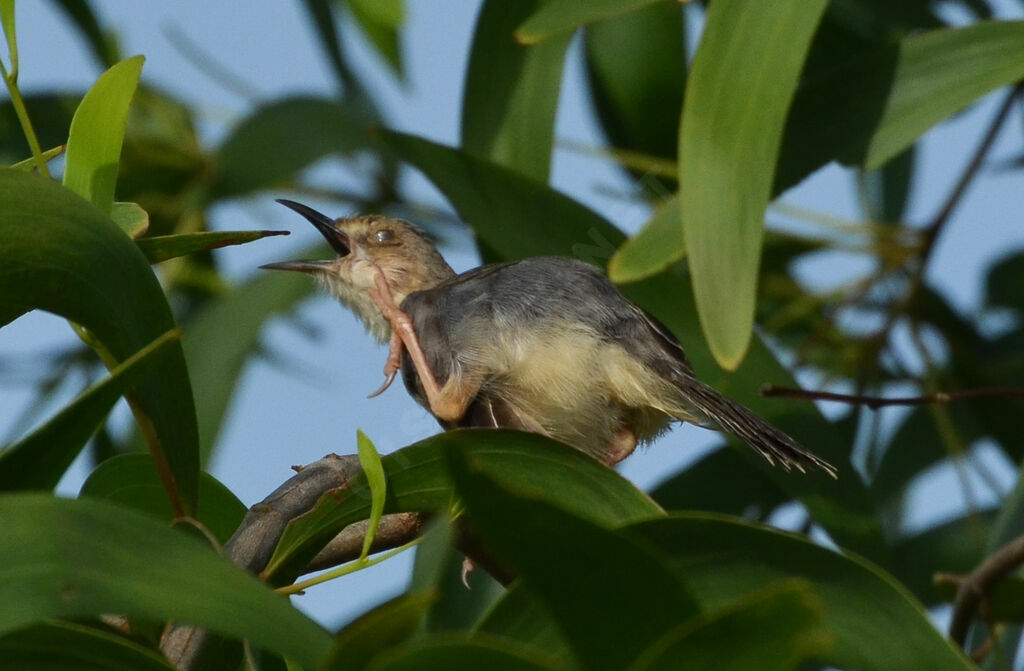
[263,199,836,477]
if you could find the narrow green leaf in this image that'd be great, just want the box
[776,20,1024,192]
[0,169,199,515]
[111,201,149,238]
[345,0,404,77]
[0,621,176,671]
[857,146,915,223]
[210,96,371,199]
[631,581,830,671]
[80,453,247,545]
[0,0,16,75]
[136,229,288,264]
[370,635,559,671]
[0,329,179,492]
[9,144,64,170]
[263,430,663,585]
[318,592,435,670]
[444,443,698,671]
[355,430,386,563]
[0,494,330,666]
[608,195,682,284]
[515,0,667,44]
[63,55,144,214]
[461,0,570,181]
[681,0,828,369]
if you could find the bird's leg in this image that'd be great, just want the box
[367,330,401,398]
[367,271,473,422]
[603,426,639,466]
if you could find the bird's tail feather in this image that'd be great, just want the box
[679,378,837,478]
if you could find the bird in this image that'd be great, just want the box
[262,199,836,477]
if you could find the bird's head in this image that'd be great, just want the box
[262,199,454,342]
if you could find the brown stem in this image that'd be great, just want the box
[760,384,1024,410]
[948,534,1024,648]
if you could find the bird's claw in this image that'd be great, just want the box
[367,369,398,398]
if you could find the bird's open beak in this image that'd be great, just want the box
[260,199,351,274]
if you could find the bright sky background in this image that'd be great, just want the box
[2,1,1023,630]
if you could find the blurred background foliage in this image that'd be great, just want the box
[2,0,1024,669]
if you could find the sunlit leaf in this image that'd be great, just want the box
[63,56,144,214]
[345,0,404,77]
[355,430,386,562]
[680,0,828,369]
[111,201,149,238]
[608,195,682,283]
[136,229,288,264]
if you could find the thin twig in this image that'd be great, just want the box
[760,384,1024,410]
[946,534,1024,647]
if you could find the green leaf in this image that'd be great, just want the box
[355,430,386,562]
[680,0,828,369]
[0,621,176,671]
[444,443,698,671]
[515,0,667,44]
[584,2,686,164]
[9,144,65,170]
[0,169,199,515]
[111,201,149,238]
[0,494,330,666]
[776,20,1024,192]
[369,635,560,671]
[136,230,289,264]
[263,430,663,585]
[630,515,973,671]
[80,453,247,545]
[317,592,435,670]
[183,269,314,464]
[857,145,915,223]
[48,0,118,68]
[630,581,830,671]
[649,446,786,518]
[63,55,144,214]
[0,0,16,75]
[607,195,682,284]
[0,329,179,492]
[460,0,570,181]
[344,0,404,77]
[210,96,371,199]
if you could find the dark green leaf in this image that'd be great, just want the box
[630,581,830,671]
[776,20,1024,192]
[0,329,179,492]
[263,430,664,585]
[0,169,199,515]
[516,0,667,43]
[680,0,828,369]
[136,230,289,264]
[0,494,330,666]
[857,145,916,223]
[79,453,247,545]
[63,56,144,214]
[370,635,559,671]
[630,515,973,671]
[0,621,174,671]
[47,0,118,67]
[649,446,787,518]
[317,592,434,670]
[444,443,698,671]
[210,96,371,199]
[460,0,570,180]
[0,94,79,164]
[584,2,685,167]
[986,248,1024,311]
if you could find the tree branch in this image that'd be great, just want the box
[760,383,1024,410]
[944,534,1024,649]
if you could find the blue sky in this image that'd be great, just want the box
[2,1,1023,628]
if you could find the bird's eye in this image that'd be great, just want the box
[372,228,395,244]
